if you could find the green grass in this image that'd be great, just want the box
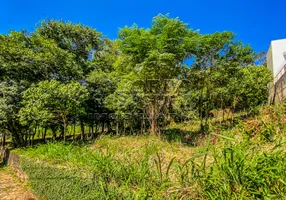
[13,104,286,199]
[17,141,178,199]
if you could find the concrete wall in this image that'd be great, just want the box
[0,148,28,182]
[269,71,286,104]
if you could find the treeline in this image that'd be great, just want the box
[0,14,272,146]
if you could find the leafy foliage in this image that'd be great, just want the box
[20,80,88,140]
[37,19,102,74]
[115,14,198,134]
[0,14,272,146]
[0,31,80,82]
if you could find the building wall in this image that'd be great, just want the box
[267,39,286,82]
[267,44,273,74]
[267,39,286,104]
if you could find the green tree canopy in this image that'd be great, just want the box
[0,31,81,82]
[115,14,198,134]
[20,80,89,141]
[37,20,103,75]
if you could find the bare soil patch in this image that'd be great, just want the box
[0,167,37,200]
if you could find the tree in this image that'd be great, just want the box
[37,20,103,75]
[86,69,117,135]
[230,66,272,110]
[105,76,145,134]
[0,81,27,146]
[20,80,89,141]
[83,39,120,136]
[0,15,273,146]
[0,31,80,146]
[0,31,80,82]
[116,14,198,135]
[182,32,255,128]
[36,20,105,138]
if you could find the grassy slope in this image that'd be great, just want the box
[13,104,286,199]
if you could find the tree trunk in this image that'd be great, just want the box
[8,120,23,147]
[80,120,85,140]
[63,122,66,142]
[52,127,57,141]
[199,87,204,131]
[204,89,211,130]
[143,115,146,134]
[88,126,91,140]
[150,101,157,135]
[222,109,225,122]
[32,126,37,146]
[25,132,28,145]
[123,120,125,134]
[43,128,47,142]
[95,123,98,138]
[101,121,105,134]
[2,133,6,147]
[37,127,41,139]
[116,121,119,136]
[91,124,94,139]
[73,120,76,140]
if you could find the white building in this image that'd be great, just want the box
[267,39,286,103]
[267,39,286,83]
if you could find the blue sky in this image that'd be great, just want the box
[1,0,284,53]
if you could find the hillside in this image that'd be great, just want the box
[7,104,286,199]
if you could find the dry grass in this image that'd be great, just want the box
[13,104,286,199]
[92,135,199,165]
[0,167,37,200]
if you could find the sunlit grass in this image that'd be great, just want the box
[12,104,286,199]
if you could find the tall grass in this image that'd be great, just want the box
[14,104,286,199]
[15,135,286,199]
[17,141,173,199]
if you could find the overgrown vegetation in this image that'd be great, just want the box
[0,13,279,199]
[13,104,286,199]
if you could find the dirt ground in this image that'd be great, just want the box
[0,167,37,200]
